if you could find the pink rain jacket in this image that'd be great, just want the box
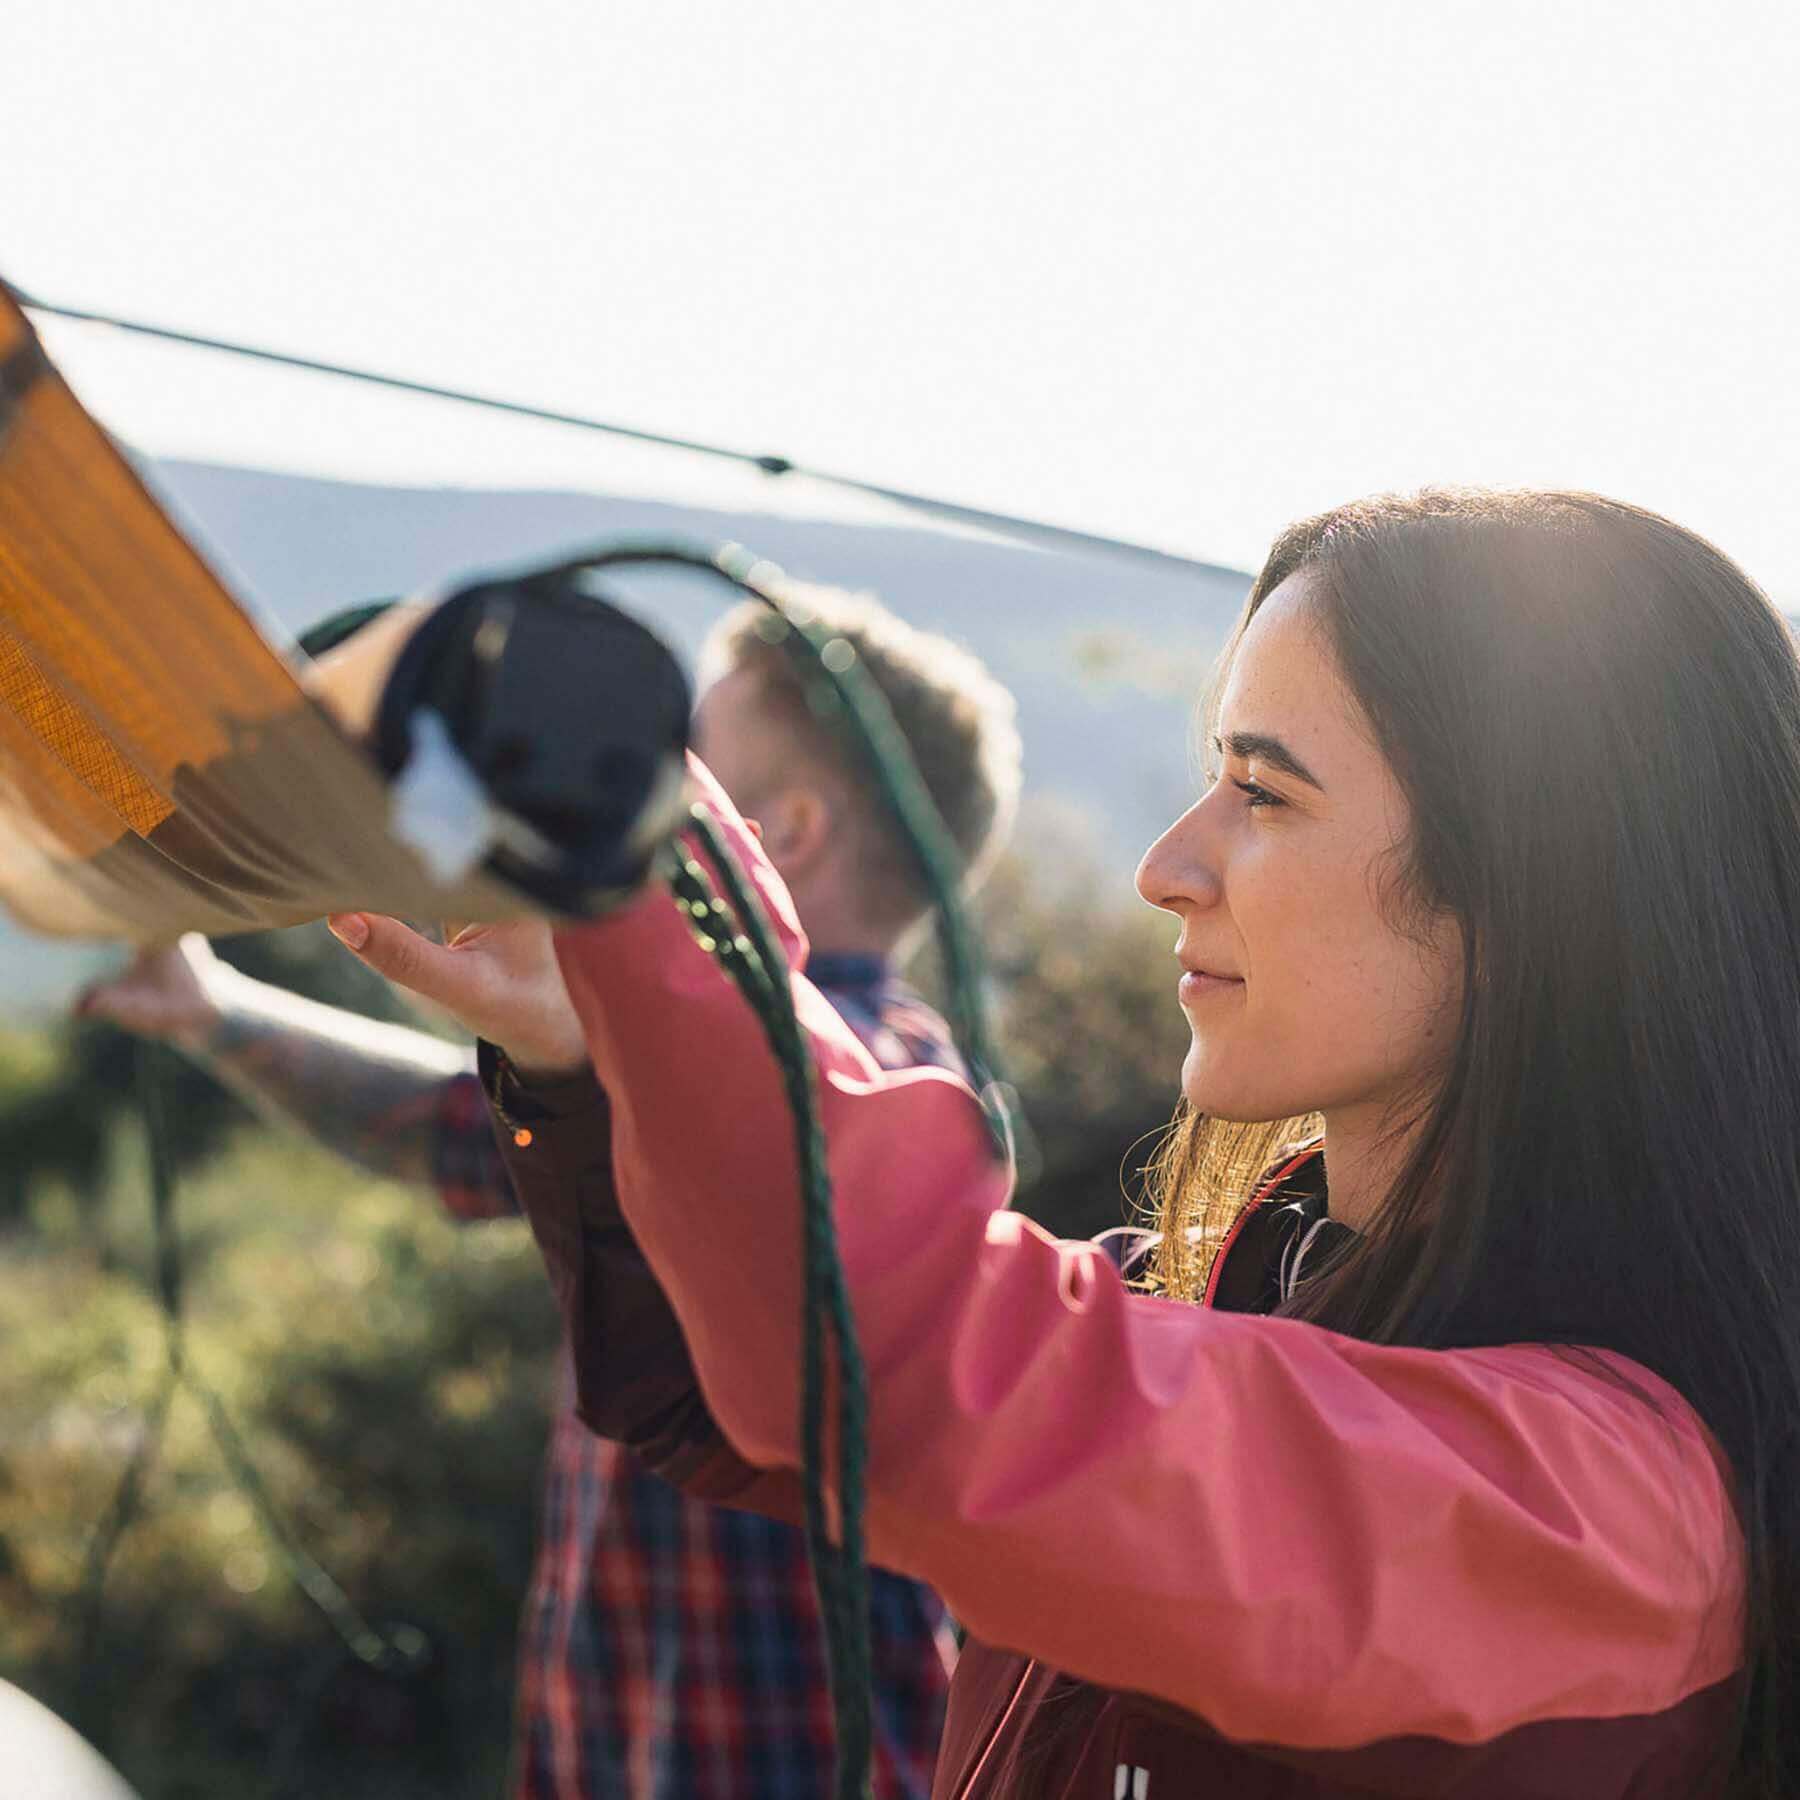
[498,758,1746,1798]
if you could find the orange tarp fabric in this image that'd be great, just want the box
[0,286,520,942]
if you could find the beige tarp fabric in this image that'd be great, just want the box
[0,285,524,943]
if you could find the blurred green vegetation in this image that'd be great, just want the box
[0,1128,558,1798]
[0,840,1187,1797]
[0,925,427,1222]
[0,926,556,1799]
[973,819,1190,1243]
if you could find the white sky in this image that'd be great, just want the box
[8,1,1799,598]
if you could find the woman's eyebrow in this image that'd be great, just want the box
[1213,730,1326,792]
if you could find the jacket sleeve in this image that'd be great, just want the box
[480,1042,807,1526]
[430,1070,522,1221]
[547,755,1744,1752]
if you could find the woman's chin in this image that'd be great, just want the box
[1180,1045,1305,1122]
[1179,1044,1244,1114]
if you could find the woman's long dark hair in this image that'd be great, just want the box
[1152,489,1800,1795]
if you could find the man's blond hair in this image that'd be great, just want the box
[702,582,1022,929]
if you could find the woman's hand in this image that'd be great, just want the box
[326,913,589,1080]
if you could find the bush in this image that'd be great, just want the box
[970,816,1190,1242]
[0,1123,558,1799]
[0,923,429,1223]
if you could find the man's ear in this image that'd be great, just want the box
[754,784,834,876]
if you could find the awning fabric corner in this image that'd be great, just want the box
[0,283,522,944]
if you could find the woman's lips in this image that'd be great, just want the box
[1179,970,1245,1006]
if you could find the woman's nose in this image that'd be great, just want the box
[1134,797,1222,916]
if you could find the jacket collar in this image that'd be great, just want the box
[806,950,889,993]
[1205,1144,1356,1315]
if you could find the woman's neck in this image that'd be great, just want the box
[1318,1103,1420,1231]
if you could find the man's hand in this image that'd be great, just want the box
[75,935,228,1053]
[327,913,588,1080]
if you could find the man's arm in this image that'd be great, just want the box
[78,936,500,1201]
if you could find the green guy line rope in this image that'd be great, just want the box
[544,537,1021,1161]
[667,814,874,1800]
[510,538,1022,1793]
[72,1044,426,1729]
[609,540,1021,1798]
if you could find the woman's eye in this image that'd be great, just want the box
[1232,777,1282,810]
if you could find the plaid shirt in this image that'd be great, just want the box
[433,953,961,1798]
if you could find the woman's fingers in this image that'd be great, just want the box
[328,912,589,1076]
[328,913,481,1008]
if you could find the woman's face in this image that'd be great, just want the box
[1135,571,1461,1130]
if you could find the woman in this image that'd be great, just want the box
[336,489,1796,1796]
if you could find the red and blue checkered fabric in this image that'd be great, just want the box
[431,953,961,1798]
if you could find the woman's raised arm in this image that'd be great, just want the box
[537,757,1743,1755]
